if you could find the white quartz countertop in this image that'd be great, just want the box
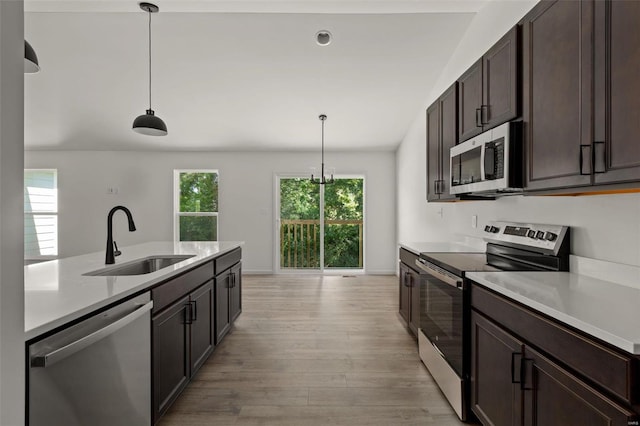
[25,241,243,341]
[399,241,485,255]
[467,270,640,354]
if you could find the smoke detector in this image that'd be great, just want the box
[316,30,332,46]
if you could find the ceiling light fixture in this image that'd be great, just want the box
[132,2,167,136]
[24,40,40,73]
[310,114,335,185]
[316,30,332,46]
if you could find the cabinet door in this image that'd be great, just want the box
[229,263,242,323]
[398,263,411,324]
[189,281,214,376]
[483,25,519,129]
[458,59,483,142]
[426,102,441,201]
[523,0,593,190]
[152,296,190,422]
[439,82,458,201]
[408,267,420,336]
[522,346,636,426]
[593,0,640,185]
[215,270,231,343]
[471,311,523,426]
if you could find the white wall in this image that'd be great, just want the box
[25,150,396,274]
[0,1,26,423]
[396,0,640,267]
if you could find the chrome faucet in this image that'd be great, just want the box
[105,205,136,264]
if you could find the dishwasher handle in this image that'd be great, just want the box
[31,300,153,368]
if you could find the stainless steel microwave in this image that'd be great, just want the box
[449,121,523,196]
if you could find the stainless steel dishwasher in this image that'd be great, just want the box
[28,292,153,426]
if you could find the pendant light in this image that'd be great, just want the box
[24,40,40,73]
[310,114,335,185]
[132,2,167,136]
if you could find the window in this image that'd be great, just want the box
[24,169,58,259]
[174,170,218,241]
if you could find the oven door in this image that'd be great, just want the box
[415,259,463,376]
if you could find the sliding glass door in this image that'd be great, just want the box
[277,176,364,272]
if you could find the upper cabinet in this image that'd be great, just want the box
[458,26,520,142]
[522,0,594,190]
[593,0,640,185]
[427,82,458,202]
[523,0,640,191]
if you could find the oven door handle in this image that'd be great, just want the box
[414,259,463,289]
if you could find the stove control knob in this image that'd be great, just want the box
[489,226,499,233]
[545,232,557,241]
[536,231,545,239]
[527,230,537,239]
[484,225,491,233]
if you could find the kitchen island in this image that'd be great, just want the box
[25,241,243,425]
[25,241,242,341]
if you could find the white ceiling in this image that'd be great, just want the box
[24,1,484,151]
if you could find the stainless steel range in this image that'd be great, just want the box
[414,221,570,421]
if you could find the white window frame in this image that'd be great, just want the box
[173,169,219,242]
[24,169,58,261]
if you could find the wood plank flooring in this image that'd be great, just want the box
[159,274,467,425]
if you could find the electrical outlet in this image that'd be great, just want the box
[107,187,119,195]
[437,207,444,218]
[471,215,478,228]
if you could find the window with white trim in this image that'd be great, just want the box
[24,169,58,259]
[174,170,218,241]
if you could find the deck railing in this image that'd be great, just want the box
[280,219,363,269]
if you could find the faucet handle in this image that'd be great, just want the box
[113,241,122,257]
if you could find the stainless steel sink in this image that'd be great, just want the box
[83,255,195,276]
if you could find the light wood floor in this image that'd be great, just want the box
[159,274,467,425]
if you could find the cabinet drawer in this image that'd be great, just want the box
[152,261,214,314]
[215,248,241,275]
[399,248,419,271]
[471,284,637,404]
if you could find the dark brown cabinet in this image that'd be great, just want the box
[458,26,519,142]
[592,0,640,185]
[471,311,523,426]
[522,0,594,190]
[189,281,215,374]
[214,248,242,343]
[426,82,458,201]
[398,248,420,336]
[152,295,190,422]
[152,280,214,423]
[229,263,242,323]
[215,270,230,342]
[471,284,639,426]
[523,0,640,192]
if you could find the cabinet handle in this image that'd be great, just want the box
[433,180,439,195]
[511,352,523,384]
[232,272,236,288]
[475,108,482,128]
[579,144,592,175]
[190,301,197,322]
[594,141,606,174]
[184,304,193,325]
[521,357,535,391]
[480,104,489,125]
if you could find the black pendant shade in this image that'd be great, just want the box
[133,109,168,136]
[24,40,40,74]
[132,2,167,136]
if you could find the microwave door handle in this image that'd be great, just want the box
[484,146,496,180]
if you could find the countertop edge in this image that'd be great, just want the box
[467,272,640,355]
[25,241,243,342]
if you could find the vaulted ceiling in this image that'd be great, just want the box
[24,0,486,151]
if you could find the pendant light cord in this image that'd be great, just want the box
[148,9,152,110]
